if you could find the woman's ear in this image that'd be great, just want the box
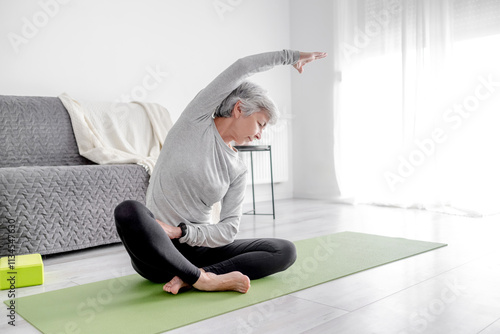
[232,100,242,119]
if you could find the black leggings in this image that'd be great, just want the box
[114,200,297,286]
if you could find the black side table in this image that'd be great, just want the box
[234,145,275,219]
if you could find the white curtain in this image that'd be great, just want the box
[333,0,500,216]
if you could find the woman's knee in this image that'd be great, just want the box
[275,239,297,270]
[114,200,149,227]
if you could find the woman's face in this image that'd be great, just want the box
[232,105,269,145]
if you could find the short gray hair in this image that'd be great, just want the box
[214,81,279,125]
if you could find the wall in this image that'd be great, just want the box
[290,0,341,200]
[0,0,295,204]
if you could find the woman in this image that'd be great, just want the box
[114,49,327,294]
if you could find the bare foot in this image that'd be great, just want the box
[193,271,251,294]
[163,276,191,295]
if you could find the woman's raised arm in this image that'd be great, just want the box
[293,52,328,74]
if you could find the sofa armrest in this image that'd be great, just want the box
[0,164,149,256]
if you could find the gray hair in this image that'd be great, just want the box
[214,81,279,125]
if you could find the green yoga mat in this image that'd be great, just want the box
[7,232,446,333]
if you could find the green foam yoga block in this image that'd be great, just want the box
[0,254,44,290]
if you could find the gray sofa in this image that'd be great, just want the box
[0,95,150,257]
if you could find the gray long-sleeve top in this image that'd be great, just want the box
[146,49,300,247]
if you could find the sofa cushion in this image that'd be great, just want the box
[0,164,149,256]
[0,95,94,168]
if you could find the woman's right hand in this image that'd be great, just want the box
[293,52,328,74]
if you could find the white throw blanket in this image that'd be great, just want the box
[59,93,173,175]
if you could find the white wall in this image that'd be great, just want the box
[0,0,296,204]
[290,0,341,200]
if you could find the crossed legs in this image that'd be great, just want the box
[114,200,296,294]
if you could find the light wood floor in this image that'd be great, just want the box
[2,198,500,333]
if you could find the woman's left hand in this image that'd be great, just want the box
[156,219,182,239]
[293,51,328,74]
